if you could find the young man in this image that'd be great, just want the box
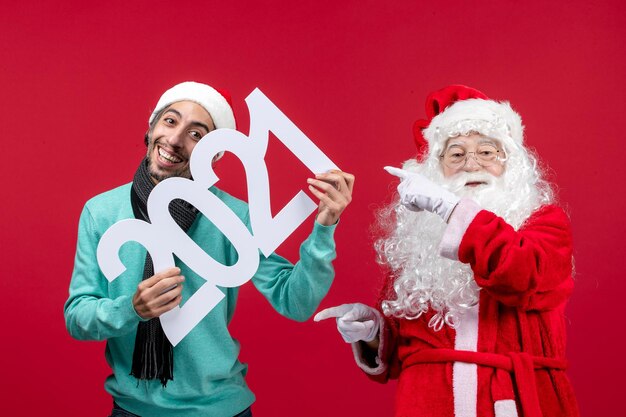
[316,85,579,417]
[65,81,354,417]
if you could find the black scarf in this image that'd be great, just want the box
[129,158,198,387]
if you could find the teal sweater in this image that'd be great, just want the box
[64,183,337,417]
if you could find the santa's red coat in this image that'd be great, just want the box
[354,202,579,417]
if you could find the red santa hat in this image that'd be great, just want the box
[413,85,524,161]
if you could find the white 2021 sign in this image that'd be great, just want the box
[97,88,338,345]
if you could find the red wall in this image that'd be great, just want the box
[2,1,624,415]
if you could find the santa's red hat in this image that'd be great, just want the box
[413,85,524,161]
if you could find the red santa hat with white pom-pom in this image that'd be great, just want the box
[413,85,525,162]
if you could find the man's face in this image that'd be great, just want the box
[440,133,505,183]
[146,100,215,183]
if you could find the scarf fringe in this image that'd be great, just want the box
[130,318,174,387]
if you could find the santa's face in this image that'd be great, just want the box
[441,133,505,181]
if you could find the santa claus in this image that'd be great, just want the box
[315,85,579,417]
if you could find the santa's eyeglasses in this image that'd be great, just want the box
[439,144,505,169]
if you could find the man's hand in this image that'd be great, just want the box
[133,267,185,319]
[385,166,460,222]
[314,303,380,343]
[307,170,355,226]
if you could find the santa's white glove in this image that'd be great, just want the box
[314,303,380,343]
[384,166,460,222]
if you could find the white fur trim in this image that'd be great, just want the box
[423,98,524,161]
[350,309,388,375]
[453,303,479,417]
[439,198,482,260]
[494,400,519,417]
[149,81,236,130]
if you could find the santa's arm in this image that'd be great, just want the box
[440,199,574,309]
[349,312,402,382]
[314,303,401,382]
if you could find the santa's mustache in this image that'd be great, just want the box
[443,172,496,194]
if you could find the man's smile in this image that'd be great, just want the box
[157,146,184,165]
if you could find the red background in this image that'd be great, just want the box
[2,1,624,415]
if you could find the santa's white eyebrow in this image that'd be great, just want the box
[476,137,500,146]
[446,140,464,148]
[445,138,500,149]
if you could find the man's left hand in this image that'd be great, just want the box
[307,170,355,226]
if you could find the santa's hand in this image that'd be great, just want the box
[314,303,380,343]
[384,166,460,222]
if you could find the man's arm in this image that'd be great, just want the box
[252,170,354,321]
[64,205,190,340]
[63,206,144,341]
[252,220,337,322]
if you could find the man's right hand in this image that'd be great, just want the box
[132,267,185,319]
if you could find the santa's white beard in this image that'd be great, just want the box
[378,156,552,330]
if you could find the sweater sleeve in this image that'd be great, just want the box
[453,205,574,310]
[350,312,402,383]
[251,221,337,322]
[350,273,403,382]
[64,205,144,341]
